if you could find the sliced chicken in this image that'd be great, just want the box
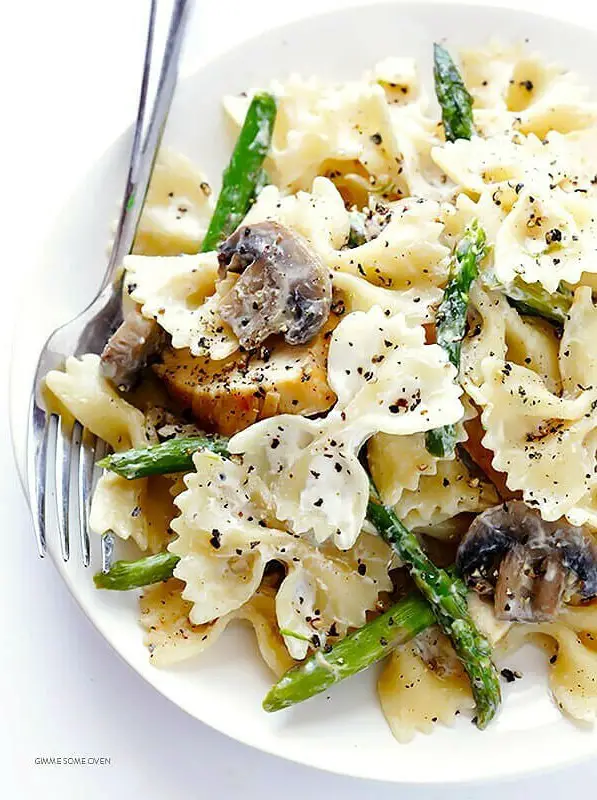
[153,329,336,436]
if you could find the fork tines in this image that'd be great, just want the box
[28,400,106,566]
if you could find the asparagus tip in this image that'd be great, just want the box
[262,689,289,713]
[93,570,110,589]
[261,696,277,713]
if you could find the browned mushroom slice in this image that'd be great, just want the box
[494,544,535,621]
[532,552,568,622]
[101,309,166,391]
[457,501,597,622]
[216,221,332,349]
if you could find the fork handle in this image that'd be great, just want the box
[100,0,193,292]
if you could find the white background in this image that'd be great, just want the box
[3,0,597,797]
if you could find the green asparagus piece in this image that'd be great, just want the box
[263,593,434,712]
[94,552,180,590]
[264,567,468,711]
[435,221,486,368]
[433,43,572,332]
[97,435,230,479]
[426,221,486,457]
[366,488,501,729]
[485,274,572,327]
[252,167,270,201]
[425,424,458,459]
[347,210,368,248]
[97,446,500,726]
[433,43,475,142]
[201,92,277,252]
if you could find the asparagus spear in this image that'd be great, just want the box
[94,552,180,590]
[264,568,469,711]
[201,92,277,252]
[432,44,573,332]
[366,488,501,729]
[433,43,475,142]
[97,435,230,479]
[263,593,434,711]
[426,221,486,457]
[485,274,572,327]
[97,445,500,727]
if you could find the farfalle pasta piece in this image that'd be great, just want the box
[133,148,214,256]
[503,604,597,723]
[246,178,450,292]
[368,432,440,507]
[389,103,455,201]
[368,396,477,508]
[434,127,597,207]
[230,306,463,549]
[45,355,176,552]
[431,131,544,197]
[89,472,175,553]
[44,354,149,450]
[369,411,497,532]
[480,358,597,520]
[462,284,561,400]
[394,454,500,531]
[225,76,406,194]
[123,252,238,360]
[544,625,597,722]
[469,287,597,524]
[434,135,597,292]
[378,637,474,743]
[369,57,423,106]
[242,176,349,259]
[494,184,597,292]
[332,272,442,325]
[460,41,597,138]
[170,451,393,659]
[329,196,450,290]
[140,578,294,675]
[369,58,452,200]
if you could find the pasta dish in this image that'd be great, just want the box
[44,40,597,741]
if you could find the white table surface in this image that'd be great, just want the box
[4,0,597,797]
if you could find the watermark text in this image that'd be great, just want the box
[34,756,112,766]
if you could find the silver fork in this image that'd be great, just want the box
[27,0,192,565]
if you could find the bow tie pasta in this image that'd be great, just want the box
[170,451,393,660]
[122,176,450,363]
[458,41,597,138]
[463,285,597,525]
[42,39,597,745]
[132,148,215,257]
[229,306,463,549]
[224,59,449,201]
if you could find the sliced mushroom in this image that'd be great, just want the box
[456,501,597,622]
[101,309,166,391]
[217,221,332,349]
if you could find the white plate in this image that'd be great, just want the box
[10,2,597,783]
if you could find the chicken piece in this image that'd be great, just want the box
[462,415,519,501]
[153,329,336,436]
